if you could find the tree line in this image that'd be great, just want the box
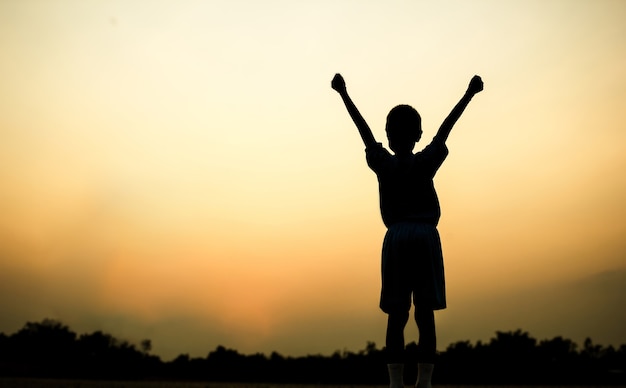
[0,319,624,385]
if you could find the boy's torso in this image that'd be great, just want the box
[366,142,448,227]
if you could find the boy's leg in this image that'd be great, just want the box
[386,310,410,363]
[414,308,436,388]
[386,310,410,388]
[414,308,436,362]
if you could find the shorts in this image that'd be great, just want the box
[379,222,446,313]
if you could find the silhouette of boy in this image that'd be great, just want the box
[331,73,483,388]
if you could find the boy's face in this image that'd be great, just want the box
[388,129,421,154]
[385,104,421,154]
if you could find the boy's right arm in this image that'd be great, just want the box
[331,73,377,149]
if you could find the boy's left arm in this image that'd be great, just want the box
[433,75,483,144]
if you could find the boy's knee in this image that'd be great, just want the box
[388,310,410,327]
[414,308,435,334]
[390,309,410,320]
[414,307,434,323]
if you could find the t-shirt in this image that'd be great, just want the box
[366,140,448,227]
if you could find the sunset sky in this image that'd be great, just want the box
[1,0,625,360]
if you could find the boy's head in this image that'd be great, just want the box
[385,104,422,154]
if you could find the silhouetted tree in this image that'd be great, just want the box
[536,336,579,384]
[9,319,78,377]
[140,339,152,354]
[0,319,625,384]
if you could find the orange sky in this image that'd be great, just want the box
[1,0,625,360]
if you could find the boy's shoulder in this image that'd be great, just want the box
[365,143,393,171]
[417,139,449,158]
[365,142,392,158]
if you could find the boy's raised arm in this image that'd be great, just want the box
[433,75,484,144]
[331,73,377,149]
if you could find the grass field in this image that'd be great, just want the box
[0,381,624,388]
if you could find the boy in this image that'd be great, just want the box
[331,73,483,388]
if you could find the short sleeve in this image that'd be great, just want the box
[416,140,449,177]
[365,142,392,174]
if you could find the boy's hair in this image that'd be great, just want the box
[385,104,422,141]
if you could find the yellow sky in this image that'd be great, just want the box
[1,0,625,360]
